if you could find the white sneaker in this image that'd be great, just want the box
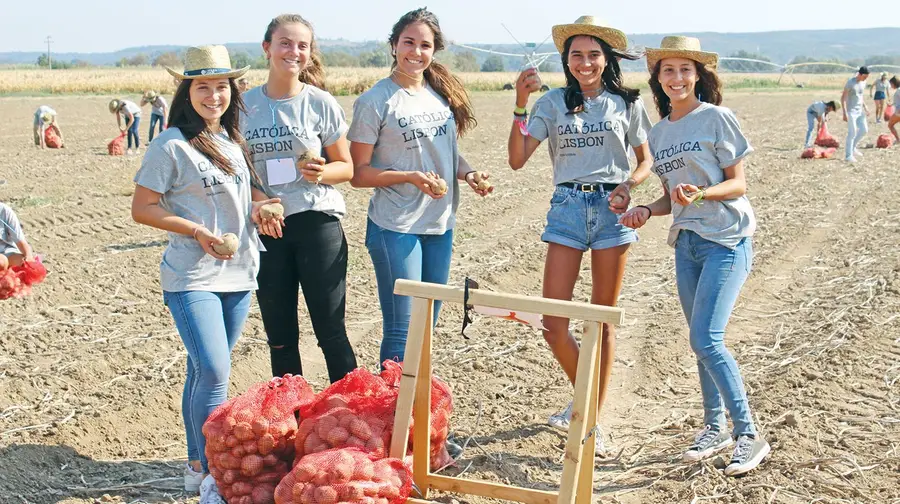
[682,426,734,462]
[724,435,771,476]
[548,401,608,455]
[854,149,864,158]
[184,464,205,493]
[199,475,226,504]
[845,157,858,163]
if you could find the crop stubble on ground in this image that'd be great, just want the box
[0,91,898,503]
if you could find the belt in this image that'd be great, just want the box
[558,182,619,193]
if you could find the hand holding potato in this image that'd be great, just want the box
[465,171,493,197]
[299,155,327,184]
[251,197,285,238]
[408,171,445,199]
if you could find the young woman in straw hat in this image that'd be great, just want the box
[131,45,279,497]
[32,105,64,149]
[349,7,487,368]
[620,35,770,476]
[803,100,839,148]
[141,90,169,143]
[109,97,142,154]
[507,15,653,453]
[240,14,358,383]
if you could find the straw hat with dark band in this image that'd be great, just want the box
[165,45,249,80]
[551,15,628,53]
[646,36,718,72]
[108,99,121,114]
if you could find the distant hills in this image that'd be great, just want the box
[2,28,898,70]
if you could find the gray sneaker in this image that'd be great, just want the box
[548,401,607,455]
[724,435,771,476]
[682,425,734,462]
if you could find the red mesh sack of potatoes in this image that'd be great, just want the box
[44,125,62,148]
[815,123,840,148]
[800,147,816,159]
[0,258,47,300]
[108,132,126,156]
[295,369,396,460]
[876,134,894,149]
[274,448,412,504]
[819,147,837,158]
[380,360,454,469]
[204,374,315,504]
[885,105,895,122]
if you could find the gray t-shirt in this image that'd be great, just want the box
[0,203,25,253]
[807,101,827,118]
[527,88,652,185]
[348,78,459,235]
[874,79,888,93]
[648,103,756,249]
[150,96,168,117]
[133,127,260,292]
[241,85,348,219]
[895,89,900,107]
[845,77,866,114]
[120,100,141,117]
[33,105,56,126]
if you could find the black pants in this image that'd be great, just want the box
[257,210,357,383]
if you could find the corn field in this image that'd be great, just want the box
[0,67,853,96]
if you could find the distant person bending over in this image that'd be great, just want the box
[889,76,900,142]
[237,77,251,94]
[0,202,35,271]
[141,90,169,143]
[871,72,889,123]
[33,105,64,149]
[804,100,839,148]
[841,66,870,162]
[109,98,143,155]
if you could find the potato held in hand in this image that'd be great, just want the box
[427,174,448,196]
[260,203,285,220]
[212,233,239,256]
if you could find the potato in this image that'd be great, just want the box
[241,454,264,477]
[472,172,484,183]
[292,482,305,502]
[316,415,339,440]
[258,433,276,455]
[303,432,323,455]
[365,436,385,457]
[353,458,375,481]
[349,418,373,441]
[251,417,270,437]
[259,203,284,220]
[346,435,366,450]
[223,416,238,434]
[432,177,448,196]
[262,453,279,467]
[328,462,354,484]
[315,485,339,504]
[234,422,255,441]
[325,426,350,446]
[337,412,356,429]
[294,463,317,483]
[380,484,400,500]
[234,409,254,424]
[231,445,246,458]
[299,484,317,504]
[476,180,492,191]
[223,469,238,484]
[233,481,253,496]
[252,484,276,504]
[297,151,314,163]
[212,233,240,255]
[374,498,391,504]
[611,194,626,205]
[242,439,258,454]
[226,434,240,448]
[341,482,367,501]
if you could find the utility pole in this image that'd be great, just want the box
[45,36,53,69]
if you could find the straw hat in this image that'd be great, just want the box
[40,112,52,124]
[164,45,249,80]
[145,90,158,100]
[551,15,628,53]
[108,99,121,114]
[645,36,718,72]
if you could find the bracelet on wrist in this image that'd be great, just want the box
[637,205,652,217]
[514,106,527,116]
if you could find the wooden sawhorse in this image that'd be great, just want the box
[388,279,625,504]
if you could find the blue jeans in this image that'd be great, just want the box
[127,114,141,149]
[148,113,164,142]
[163,290,252,472]
[845,111,867,159]
[804,112,818,147]
[365,219,453,365]
[674,231,756,438]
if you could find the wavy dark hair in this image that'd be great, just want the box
[891,76,900,89]
[561,35,641,114]
[389,8,477,136]
[648,59,722,118]
[168,78,258,183]
[264,14,326,89]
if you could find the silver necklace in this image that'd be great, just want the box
[263,83,302,126]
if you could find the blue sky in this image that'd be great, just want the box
[0,0,889,53]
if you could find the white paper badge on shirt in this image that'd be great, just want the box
[266,157,297,186]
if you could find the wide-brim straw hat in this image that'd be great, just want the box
[646,36,718,72]
[40,113,52,123]
[552,15,628,53]
[108,99,121,114]
[164,45,249,80]
[145,90,158,100]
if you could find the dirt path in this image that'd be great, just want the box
[0,92,898,504]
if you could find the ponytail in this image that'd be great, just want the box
[423,61,477,137]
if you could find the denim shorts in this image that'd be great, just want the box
[874,91,886,101]
[542,184,638,251]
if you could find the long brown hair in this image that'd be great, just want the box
[561,35,641,114]
[264,14,326,89]
[168,78,257,182]
[648,59,722,118]
[389,8,477,137]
